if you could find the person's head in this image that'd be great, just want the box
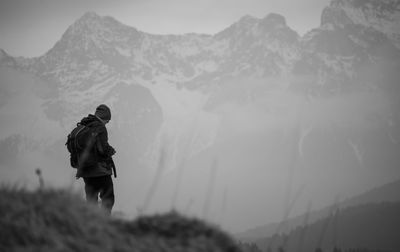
[95,104,111,124]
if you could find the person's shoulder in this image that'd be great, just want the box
[92,122,107,133]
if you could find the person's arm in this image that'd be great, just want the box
[96,126,116,158]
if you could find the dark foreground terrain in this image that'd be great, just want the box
[0,187,240,252]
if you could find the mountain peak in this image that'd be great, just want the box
[71,11,105,29]
[232,13,288,32]
[58,11,137,45]
[238,14,258,23]
[67,11,134,34]
[258,13,288,31]
[330,0,400,9]
[234,14,259,29]
[262,13,286,26]
[80,11,101,20]
[73,11,116,29]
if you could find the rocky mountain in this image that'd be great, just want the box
[3,1,399,121]
[17,11,302,111]
[322,0,400,49]
[0,0,399,231]
[295,0,400,96]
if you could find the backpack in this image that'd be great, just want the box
[66,123,99,168]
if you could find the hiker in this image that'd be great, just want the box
[73,104,116,214]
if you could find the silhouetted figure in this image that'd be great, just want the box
[75,104,116,214]
[35,167,44,189]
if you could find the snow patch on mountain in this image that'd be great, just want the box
[322,0,400,48]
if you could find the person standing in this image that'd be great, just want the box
[75,104,116,214]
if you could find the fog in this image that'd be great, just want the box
[122,79,398,232]
[2,69,399,233]
[137,78,398,232]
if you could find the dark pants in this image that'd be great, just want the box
[83,175,115,215]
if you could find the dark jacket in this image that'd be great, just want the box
[76,114,116,178]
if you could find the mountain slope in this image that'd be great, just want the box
[1,1,399,121]
[321,0,400,49]
[236,179,400,242]
[256,202,400,252]
[294,0,400,96]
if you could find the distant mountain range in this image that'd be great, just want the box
[1,0,398,133]
[2,0,399,118]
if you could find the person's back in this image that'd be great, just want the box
[76,104,116,214]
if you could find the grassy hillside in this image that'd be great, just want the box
[0,187,240,252]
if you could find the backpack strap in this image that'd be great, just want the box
[74,125,87,150]
[83,122,102,154]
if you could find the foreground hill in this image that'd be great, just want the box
[0,188,240,252]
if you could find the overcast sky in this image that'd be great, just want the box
[0,0,330,57]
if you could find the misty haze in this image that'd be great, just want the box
[1,0,400,251]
